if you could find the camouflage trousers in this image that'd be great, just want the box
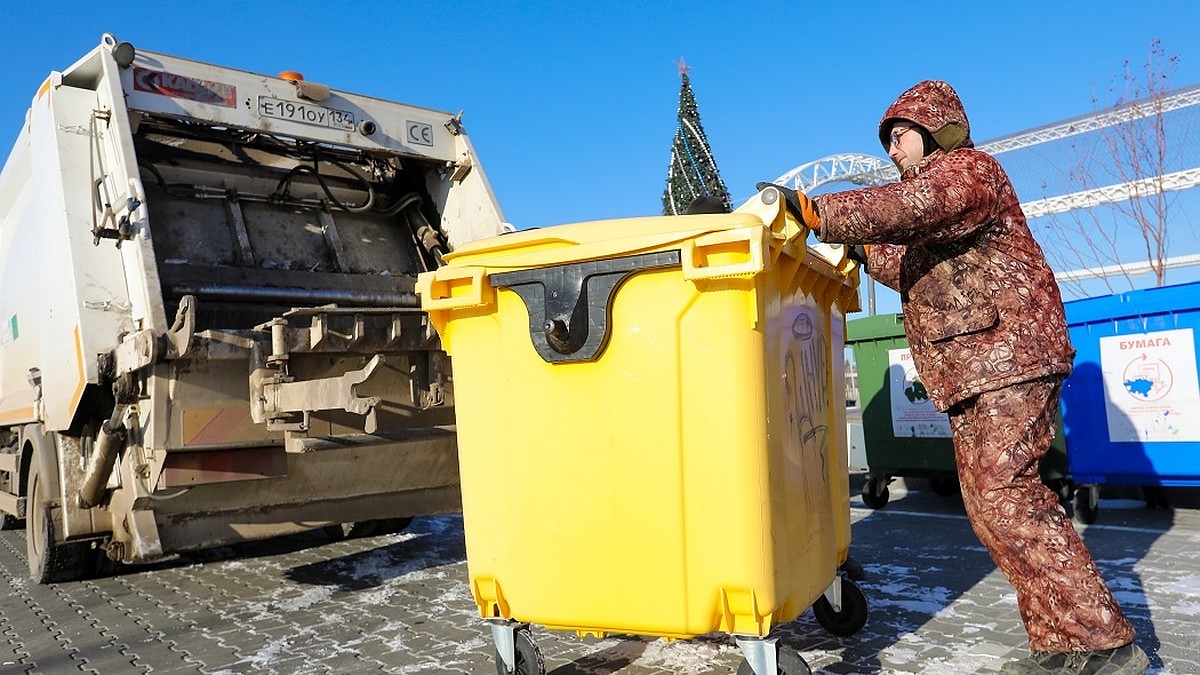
[948,376,1135,652]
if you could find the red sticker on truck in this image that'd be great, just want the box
[133,67,236,108]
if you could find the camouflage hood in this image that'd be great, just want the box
[878,80,974,153]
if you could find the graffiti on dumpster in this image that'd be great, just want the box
[1099,328,1200,442]
[783,309,829,487]
[887,348,951,438]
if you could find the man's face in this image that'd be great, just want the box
[887,122,925,171]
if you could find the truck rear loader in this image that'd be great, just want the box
[0,34,506,582]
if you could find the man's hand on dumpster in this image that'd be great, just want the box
[756,182,820,230]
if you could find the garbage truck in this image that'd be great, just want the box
[0,34,507,582]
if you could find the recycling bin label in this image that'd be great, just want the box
[888,348,951,438]
[1099,327,1200,442]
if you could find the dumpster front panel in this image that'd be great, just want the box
[847,314,957,478]
[428,218,853,639]
[1062,282,1200,486]
[847,313,1069,484]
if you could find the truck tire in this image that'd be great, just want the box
[26,459,89,583]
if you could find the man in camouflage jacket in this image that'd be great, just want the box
[795,80,1147,674]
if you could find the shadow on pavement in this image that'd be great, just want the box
[1065,362,1169,669]
[549,637,650,674]
[285,515,466,591]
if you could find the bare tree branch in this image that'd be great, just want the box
[1041,39,1180,291]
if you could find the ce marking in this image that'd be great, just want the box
[406,121,434,147]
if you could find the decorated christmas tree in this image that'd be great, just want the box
[661,58,731,215]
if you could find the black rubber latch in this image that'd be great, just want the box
[490,250,681,363]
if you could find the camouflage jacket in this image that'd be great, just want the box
[814,81,1074,411]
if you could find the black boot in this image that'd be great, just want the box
[1000,651,1069,675]
[1001,643,1148,675]
[1057,643,1148,674]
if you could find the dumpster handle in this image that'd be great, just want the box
[490,250,681,363]
[680,227,767,280]
[416,267,492,311]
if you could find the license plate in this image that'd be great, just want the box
[258,96,356,131]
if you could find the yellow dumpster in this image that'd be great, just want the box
[417,187,865,675]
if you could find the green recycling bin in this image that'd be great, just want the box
[847,313,1068,509]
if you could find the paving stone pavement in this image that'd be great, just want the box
[1,480,1196,674]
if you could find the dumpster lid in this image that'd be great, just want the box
[443,213,767,271]
[1064,280,1200,326]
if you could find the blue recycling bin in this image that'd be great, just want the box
[1060,280,1200,521]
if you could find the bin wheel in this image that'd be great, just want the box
[0,513,17,530]
[813,579,868,636]
[736,644,811,675]
[929,476,959,497]
[494,626,544,675]
[1073,485,1100,525]
[861,477,889,509]
[1044,478,1073,505]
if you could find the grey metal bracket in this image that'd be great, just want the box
[490,250,680,363]
[735,635,779,675]
[489,620,517,672]
[823,575,844,612]
[253,354,384,432]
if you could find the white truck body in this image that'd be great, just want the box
[0,35,505,581]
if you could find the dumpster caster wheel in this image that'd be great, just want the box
[929,476,959,497]
[1073,485,1099,525]
[813,579,868,636]
[494,626,544,675]
[861,477,889,509]
[1045,478,1073,505]
[735,644,811,675]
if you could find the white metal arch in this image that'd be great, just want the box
[772,82,1200,202]
[772,153,897,193]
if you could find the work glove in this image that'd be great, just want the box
[756,182,820,230]
[846,244,870,265]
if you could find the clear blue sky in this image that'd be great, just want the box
[4,2,1200,314]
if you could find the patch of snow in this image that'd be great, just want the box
[1160,574,1200,596]
[245,638,290,667]
[1168,600,1200,616]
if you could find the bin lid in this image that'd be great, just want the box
[443,213,769,271]
[1064,280,1200,326]
[846,313,906,343]
[420,207,863,362]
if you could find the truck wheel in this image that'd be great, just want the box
[26,460,88,583]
